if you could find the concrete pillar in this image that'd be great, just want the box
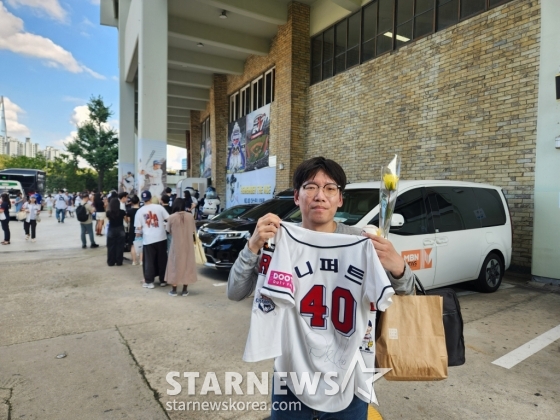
[532,0,560,282]
[190,111,201,178]
[211,75,228,201]
[136,0,167,198]
[117,0,136,194]
[274,3,310,190]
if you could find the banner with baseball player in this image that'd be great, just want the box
[226,118,247,174]
[244,103,270,171]
[226,166,275,209]
[118,163,136,195]
[137,139,167,199]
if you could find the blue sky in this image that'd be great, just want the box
[0,0,185,169]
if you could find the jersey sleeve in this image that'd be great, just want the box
[243,247,284,362]
[364,240,394,312]
[259,227,296,308]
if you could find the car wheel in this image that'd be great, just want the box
[476,252,503,293]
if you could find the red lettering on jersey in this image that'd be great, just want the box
[144,211,159,228]
[259,253,272,275]
[370,302,376,312]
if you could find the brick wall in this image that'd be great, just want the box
[189,110,201,178]
[226,2,310,192]
[212,75,228,200]
[306,0,540,270]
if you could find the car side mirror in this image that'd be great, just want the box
[391,213,405,227]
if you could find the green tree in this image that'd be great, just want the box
[0,155,48,171]
[65,96,118,191]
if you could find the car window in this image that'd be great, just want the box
[438,187,481,230]
[214,205,253,220]
[426,187,465,233]
[370,188,433,235]
[473,188,506,227]
[338,189,380,225]
[283,188,380,225]
[240,199,297,221]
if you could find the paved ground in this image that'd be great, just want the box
[1,215,559,419]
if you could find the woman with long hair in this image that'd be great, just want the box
[93,193,105,236]
[183,190,196,213]
[165,198,198,297]
[22,194,41,242]
[0,193,11,245]
[106,197,127,266]
[125,195,142,265]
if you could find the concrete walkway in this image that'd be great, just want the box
[1,215,559,419]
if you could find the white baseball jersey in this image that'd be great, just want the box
[243,223,394,412]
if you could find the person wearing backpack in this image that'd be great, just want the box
[78,193,99,249]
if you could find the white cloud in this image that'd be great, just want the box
[82,17,95,28]
[70,105,90,127]
[6,0,67,22]
[90,0,100,5]
[63,95,87,104]
[167,145,186,171]
[0,3,105,79]
[3,96,30,139]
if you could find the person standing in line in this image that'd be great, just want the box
[106,197,126,266]
[22,194,41,242]
[165,198,198,297]
[78,193,99,249]
[45,194,54,217]
[164,187,176,208]
[118,192,128,210]
[54,189,68,223]
[183,190,196,213]
[126,195,142,265]
[160,194,173,253]
[0,193,11,245]
[14,192,24,213]
[161,194,172,214]
[93,193,105,236]
[134,190,169,288]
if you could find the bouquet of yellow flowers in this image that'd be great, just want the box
[379,154,401,238]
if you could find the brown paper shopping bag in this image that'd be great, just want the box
[194,234,207,265]
[376,295,448,381]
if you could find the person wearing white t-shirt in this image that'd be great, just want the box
[134,190,169,289]
[53,190,68,223]
[227,157,415,419]
[45,195,54,217]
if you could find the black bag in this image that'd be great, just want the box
[415,276,465,367]
[76,204,88,222]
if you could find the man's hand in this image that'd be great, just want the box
[363,233,405,278]
[248,213,281,254]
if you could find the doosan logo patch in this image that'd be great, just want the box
[267,271,294,293]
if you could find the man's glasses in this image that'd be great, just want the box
[301,183,341,197]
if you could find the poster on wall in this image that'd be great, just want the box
[226,118,247,174]
[137,139,167,199]
[245,103,270,171]
[226,166,276,209]
[200,118,212,179]
[118,163,136,195]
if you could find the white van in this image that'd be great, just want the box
[285,180,512,293]
[0,180,24,219]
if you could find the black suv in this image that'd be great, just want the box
[198,190,298,270]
